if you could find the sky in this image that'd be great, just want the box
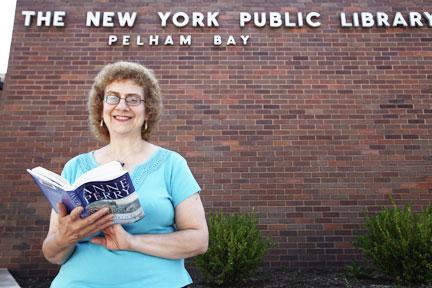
[1,0,17,74]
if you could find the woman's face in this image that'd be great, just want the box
[102,79,146,140]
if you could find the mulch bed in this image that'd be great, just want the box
[13,268,432,288]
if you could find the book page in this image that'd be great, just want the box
[28,167,70,189]
[71,161,126,190]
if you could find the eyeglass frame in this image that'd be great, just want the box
[103,94,145,106]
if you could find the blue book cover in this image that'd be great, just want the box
[27,161,144,224]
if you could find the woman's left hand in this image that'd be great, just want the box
[90,224,132,250]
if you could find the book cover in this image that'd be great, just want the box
[27,161,144,224]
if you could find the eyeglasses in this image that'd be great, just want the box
[104,94,145,106]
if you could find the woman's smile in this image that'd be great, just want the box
[113,115,133,122]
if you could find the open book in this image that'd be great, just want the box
[27,161,144,224]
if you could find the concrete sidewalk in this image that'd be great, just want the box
[0,269,20,288]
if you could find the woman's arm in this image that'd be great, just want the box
[42,204,113,265]
[91,193,208,259]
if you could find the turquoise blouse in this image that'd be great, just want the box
[50,147,201,288]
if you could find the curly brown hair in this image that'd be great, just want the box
[88,61,162,142]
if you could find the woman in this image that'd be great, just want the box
[42,61,208,288]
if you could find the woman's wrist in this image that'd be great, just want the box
[52,232,76,250]
[42,233,76,265]
[125,233,136,251]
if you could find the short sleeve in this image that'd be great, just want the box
[168,153,201,207]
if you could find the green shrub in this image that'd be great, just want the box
[344,261,373,281]
[194,213,273,286]
[355,197,432,285]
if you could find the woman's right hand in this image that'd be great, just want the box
[42,203,114,265]
[55,203,114,247]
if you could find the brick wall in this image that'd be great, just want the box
[1,0,431,277]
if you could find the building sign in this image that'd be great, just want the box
[21,10,432,46]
